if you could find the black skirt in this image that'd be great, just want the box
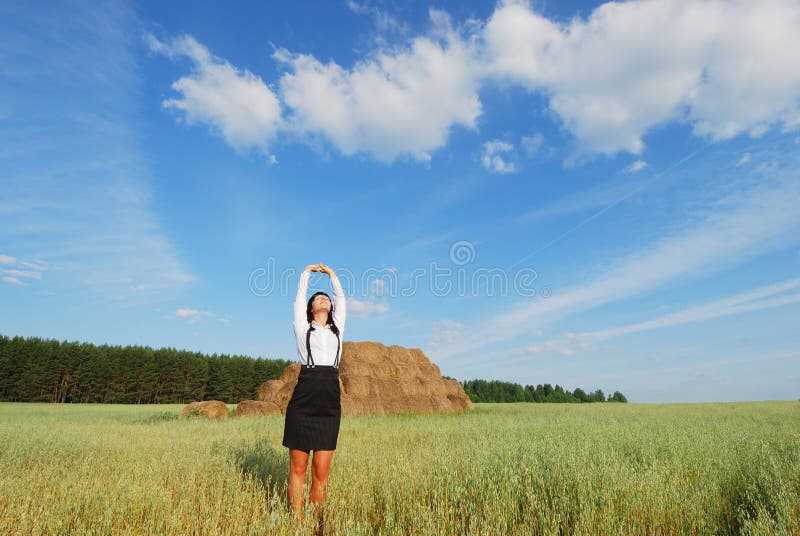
[282,365,341,451]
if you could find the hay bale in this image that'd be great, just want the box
[234,400,281,417]
[340,375,375,397]
[443,378,473,410]
[257,380,283,402]
[280,362,301,383]
[180,400,228,419]
[258,341,473,416]
[338,360,372,377]
[342,394,384,416]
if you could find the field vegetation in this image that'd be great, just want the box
[1,401,798,535]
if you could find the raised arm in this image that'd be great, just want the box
[330,271,346,334]
[317,264,346,333]
[293,268,311,337]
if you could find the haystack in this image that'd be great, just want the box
[180,400,228,419]
[234,400,281,417]
[257,341,473,416]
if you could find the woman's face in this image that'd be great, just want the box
[311,294,331,314]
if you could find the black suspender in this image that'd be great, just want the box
[333,329,340,368]
[306,324,341,368]
[305,326,315,367]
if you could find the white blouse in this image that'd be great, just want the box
[293,269,347,367]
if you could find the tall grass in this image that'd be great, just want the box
[1,401,798,535]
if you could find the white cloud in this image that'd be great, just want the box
[623,160,647,173]
[480,139,516,173]
[175,308,209,320]
[20,260,47,270]
[149,1,800,163]
[346,0,409,41]
[0,269,42,280]
[273,11,481,162]
[0,256,49,287]
[174,308,231,324]
[348,298,390,315]
[737,152,751,166]
[146,34,282,155]
[521,133,544,156]
[483,0,800,155]
[151,15,482,163]
[428,319,465,349]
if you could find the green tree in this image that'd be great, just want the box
[0,333,290,404]
[610,391,628,403]
[588,389,606,403]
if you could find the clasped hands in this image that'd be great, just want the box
[305,263,335,277]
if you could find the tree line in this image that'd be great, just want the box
[458,378,628,403]
[1,333,627,405]
[0,334,291,404]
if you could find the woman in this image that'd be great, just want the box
[282,262,346,522]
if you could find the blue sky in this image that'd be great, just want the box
[2,0,799,403]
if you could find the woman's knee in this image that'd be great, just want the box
[289,450,309,477]
[311,465,329,482]
[290,463,307,478]
[291,457,308,473]
[311,455,332,481]
[309,454,332,501]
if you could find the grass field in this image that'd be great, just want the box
[1,401,798,535]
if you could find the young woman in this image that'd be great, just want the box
[282,262,346,522]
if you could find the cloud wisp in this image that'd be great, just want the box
[1,3,194,303]
[457,276,800,369]
[174,308,231,325]
[348,298,390,315]
[429,159,800,361]
[623,160,648,174]
[569,278,800,345]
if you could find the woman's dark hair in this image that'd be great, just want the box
[307,291,340,335]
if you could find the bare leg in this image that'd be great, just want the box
[310,449,334,521]
[288,448,310,521]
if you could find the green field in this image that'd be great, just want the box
[1,401,798,535]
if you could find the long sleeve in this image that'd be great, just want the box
[293,269,311,361]
[331,273,346,334]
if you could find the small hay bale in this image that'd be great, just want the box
[234,400,281,417]
[256,363,301,414]
[180,400,228,419]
